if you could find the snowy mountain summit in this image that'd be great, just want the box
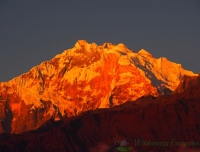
[0,40,197,133]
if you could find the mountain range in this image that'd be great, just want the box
[0,40,199,151]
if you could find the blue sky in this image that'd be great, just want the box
[0,0,200,81]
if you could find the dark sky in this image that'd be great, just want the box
[0,0,200,82]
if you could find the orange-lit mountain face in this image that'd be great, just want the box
[0,40,197,134]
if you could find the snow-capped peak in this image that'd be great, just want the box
[74,40,89,48]
[0,40,197,133]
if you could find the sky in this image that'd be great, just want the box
[0,0,200,82]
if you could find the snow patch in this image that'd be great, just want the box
[138,49,153,57]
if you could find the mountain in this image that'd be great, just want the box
[1,75,200,152]
[0,40,197,134]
